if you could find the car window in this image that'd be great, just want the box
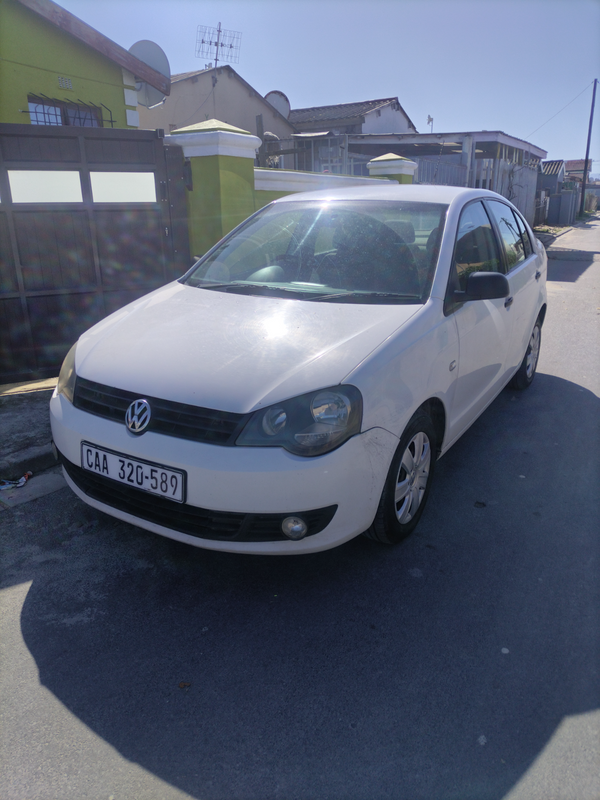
[453,201,502,290]
[184,200,448,304]
[512,209,533,258]
[486,200,527,271]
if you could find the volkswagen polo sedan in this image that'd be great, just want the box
[50,184,547,554]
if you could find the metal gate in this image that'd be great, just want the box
[0,123,190,383]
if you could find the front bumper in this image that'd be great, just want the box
[50,391,398,554]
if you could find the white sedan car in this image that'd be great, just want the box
[50,185,547,554]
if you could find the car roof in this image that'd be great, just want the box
[273,183,508,206]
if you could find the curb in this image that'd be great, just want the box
[0,443,58,482]
[0,379,57,481]
[535,227,573,248]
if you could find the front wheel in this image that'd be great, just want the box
[509,319,542,390]
[364,411,437,545]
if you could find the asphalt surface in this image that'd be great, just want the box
[0,217,598,800]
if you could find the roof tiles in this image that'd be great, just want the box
[289,98,400,124]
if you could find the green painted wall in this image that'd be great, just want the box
[0,0,134,128]
[254,189,293,210]
[189,170,407,255]
[187,154,256,257]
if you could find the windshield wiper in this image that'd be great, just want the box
[309,291,422,303]
[187,282,421,303]
[192,281,316,298]
[188,280,246,290]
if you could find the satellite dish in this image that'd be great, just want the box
[265,91,291,120]
[128,40,170,108]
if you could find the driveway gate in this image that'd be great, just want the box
[0,123,190,383]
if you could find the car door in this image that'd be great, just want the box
[444,200,513,447]
[484,200,541,373]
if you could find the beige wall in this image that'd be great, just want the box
[138,68,295,140]
[363,104,416,134]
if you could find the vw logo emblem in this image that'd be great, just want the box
[125,399,151,434]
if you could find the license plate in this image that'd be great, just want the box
[81,442,186,503]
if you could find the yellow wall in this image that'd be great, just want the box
[0,0,135,128]
[254,189,295,211]
[187,154,257,257]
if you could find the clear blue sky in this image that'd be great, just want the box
[58,0,600,170]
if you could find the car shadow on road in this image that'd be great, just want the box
[4,374,599,800]
[547,249,599,282]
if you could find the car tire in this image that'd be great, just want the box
[364,411,437,545]
[509,318,542,390]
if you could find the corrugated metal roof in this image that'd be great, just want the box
[542,160,564,175]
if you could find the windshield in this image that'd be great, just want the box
[182,200,448,304]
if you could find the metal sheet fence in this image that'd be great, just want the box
[0,123,190,383]
[414,159,467,187]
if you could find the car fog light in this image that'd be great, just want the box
[281,516,308,540]
[262,407,287,436]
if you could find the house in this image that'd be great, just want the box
[138,65,296,157]
[564,159,590,183]
[539,159,566,194]
[289,98,418,135]
[0,0,169,129]
[271,128,546,225]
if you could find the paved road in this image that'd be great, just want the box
[1,220,599,800]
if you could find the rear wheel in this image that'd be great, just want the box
[509,319,542,390]
[364,411,437,545]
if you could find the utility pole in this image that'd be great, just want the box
[579,77,597,217]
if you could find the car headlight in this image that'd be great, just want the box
[236,385,363,457]
[56,343,77,404]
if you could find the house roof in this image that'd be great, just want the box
[289,98,417,131]
[171,69,212,83]
[16,0,170,95]
[565,159,587,171]
[542,160,564,175]
[345,130,546,159]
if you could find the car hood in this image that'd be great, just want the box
[76,282,419,413]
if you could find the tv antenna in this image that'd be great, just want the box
[196,23,242,68]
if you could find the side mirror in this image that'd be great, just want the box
[453,271,509,302]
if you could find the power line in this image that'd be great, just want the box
[524,81,595,140]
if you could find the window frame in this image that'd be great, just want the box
[511,207,533,259]
[483,199,531,273]
[28,95,103,128]
[444,198,503,316]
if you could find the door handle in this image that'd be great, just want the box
[504,296,514,308]
[535,270,541,281]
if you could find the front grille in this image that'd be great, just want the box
[61,453,337,543]
[73,377,249,446]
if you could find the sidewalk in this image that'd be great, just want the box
[534,211,600,253]
[0,377,59,506]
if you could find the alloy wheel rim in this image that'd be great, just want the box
[395,431,431,524]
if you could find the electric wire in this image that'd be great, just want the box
[524,81,595,140]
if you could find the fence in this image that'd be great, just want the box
[414,159,467,187]
[0,123,189,382]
